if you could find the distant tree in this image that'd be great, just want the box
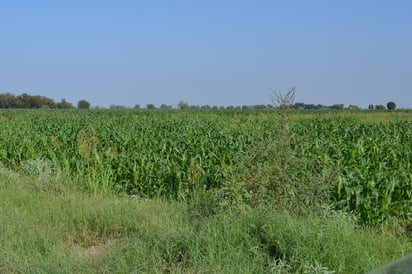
[294,102,305,109]
[375,104,386,110]
[146,104,156,109]
[0,93,18,108]
[178,101,189,109]
[331,104,344,110]
[110,105,128,109]
[0,93,58,108]
[368,104,374,110]
[387,101,396,111]
[305,104,316,110]
[0,93,59,108]
[133,104,140,109]
[33,95,56,108]
[57,99,74,109]
[16,93,31,108]
[348,105,360,110]
[18,94,55,108]
[254,105,267,110]
[77,99,91,109]
[160,104,172,109]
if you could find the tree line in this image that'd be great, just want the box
[0,93,90,109]
[0,93,399,111]
[140,101,398,111]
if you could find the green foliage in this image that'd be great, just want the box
[0,93,58,108]
[77,99,91,109]
[57,98,75,109]
[376,104,386,110]
[387,101,396,111]
[160,103,172,109]
[271,87,295,109]
[1,178,411,273]
[178,101,190,109]
[240,92,335,212]
[0,109,411,226]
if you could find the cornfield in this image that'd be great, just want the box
[0,109,411,225]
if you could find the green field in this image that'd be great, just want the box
[1,109,411,273]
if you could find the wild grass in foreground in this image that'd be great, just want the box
[1,172,411,273]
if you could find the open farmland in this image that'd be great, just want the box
[0,109,411,224]
[1,109,412,273]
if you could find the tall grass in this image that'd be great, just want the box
[0,171,411,273]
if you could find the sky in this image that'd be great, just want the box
[1,0,411,108]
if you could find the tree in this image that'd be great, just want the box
[387,101,396,111]
[77,99,91,109]
[0,93,92,109]
[178,101,189,109]
[331,104,344,110]
[294,102,305,109]
[110,105,127,109]
[57,99,74,109]
[348,105,360,110]
[0,93,18,108]
[160,104,172,109]
[32,95,56,108]
[17,93,32,108]
[305,104,316,110]
[368,104,374,110]
[146,104,156,109]
[375,104,385,110]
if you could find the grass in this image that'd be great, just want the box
[1,169,411,273]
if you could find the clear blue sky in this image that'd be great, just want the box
[1,1,411,108]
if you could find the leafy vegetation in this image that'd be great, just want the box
[0,93,75,109]
[387,101,396,111]
[0,108,411,272]
[0,171,411,273]
[77,99,91,109]
[0,109,411,225]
